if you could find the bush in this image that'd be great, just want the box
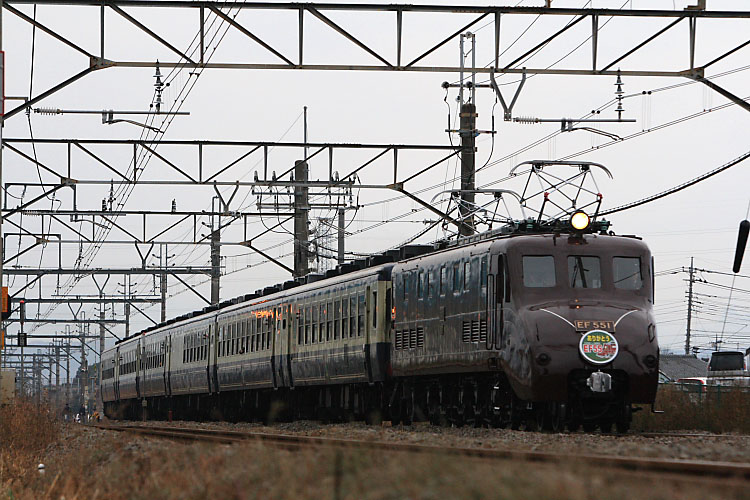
[633,384,750,433]
[0,399,60,487]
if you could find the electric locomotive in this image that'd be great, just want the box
[102,210,658,432]
[390,210,658,432]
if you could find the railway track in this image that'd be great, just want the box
[94,423,750,481]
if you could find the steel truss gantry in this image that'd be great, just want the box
[3,1,750,122]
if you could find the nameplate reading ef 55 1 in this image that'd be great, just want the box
[574,320,615,332]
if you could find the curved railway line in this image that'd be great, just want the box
[93,423,750,482]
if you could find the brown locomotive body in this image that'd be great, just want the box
[391,230,658,431]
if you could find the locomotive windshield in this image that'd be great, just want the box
[567,256,601,288]
[613,257,643,290]
[522,256,556,287]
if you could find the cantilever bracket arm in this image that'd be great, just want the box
[393,186,474,235]
[241,241,295,275]
[490,67,526,121]
[689,72,750,114]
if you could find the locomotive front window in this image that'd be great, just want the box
[613,257,643,290]
[522,256,556,288]
[568,256,601,288]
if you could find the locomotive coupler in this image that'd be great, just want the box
[586,371,612,393]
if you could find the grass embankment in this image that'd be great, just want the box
[5,431,748,500]
[0,400,60,496]
[633,384,750,433]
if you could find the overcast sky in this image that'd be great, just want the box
[2,0,750,373]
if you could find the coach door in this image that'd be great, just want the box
[486,270,495,350]
[114,347,121,401]
[273,306,286,388]
[364,285,374,382]
[208,320,219,394]
[489,254,506,350]
[164,335,172,397]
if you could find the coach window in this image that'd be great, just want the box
[358,294,366,337]
[241,322,247,353]
[439,266,447,296]
[334,299,341,340]
[350,296,357,337]
[296,310,302,346]
[613,257,643,290]
[342,297,349,338]
[319,303,326,342]
[464,261,471,291]
[523,256,556,288]
[312,304,319,343]
[305,306,311,344]
[480,257,488,297]
[372,291,377,328]
[568,256,602,289]
[403,274,409,300]
[326,302,333,341]
[232,323,237,356]
[417,271,424,299]
[453,263,461,293]
[427,271,434,298]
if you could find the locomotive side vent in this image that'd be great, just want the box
[463,320,488,343]
[394,327,425,350]
[471,321,480,343]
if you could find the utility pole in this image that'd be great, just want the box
[685,256,695,355]
[160,245,169,322]
[458,32,477,237]
[97,306,105,411]
[294,159,310,278]
[459,101,477,236]
[65,339,70,408]
[210,226,220,305]
[80,324,88,417]
[338,208,345,265]
[55,344,60,408]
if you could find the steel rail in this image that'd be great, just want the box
[94,424,750,480]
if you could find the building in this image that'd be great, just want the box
[659,354,708,382]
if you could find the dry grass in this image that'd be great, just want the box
[0,428,747,500]
[633,384,750,433]
[0,399,61,493]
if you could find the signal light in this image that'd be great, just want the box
[570,211,591,231]
[733,219,749,273]
[1,287,8,320]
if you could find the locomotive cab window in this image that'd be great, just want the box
[613,257,643,290]
[567,256,602,288]
[523,256,556,288]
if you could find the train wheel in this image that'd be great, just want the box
[616,405,632,434]
[567,419,581,432]
[549,403,565,433]
[582,421,597,433]
[599,420,613,434]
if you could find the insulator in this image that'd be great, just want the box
[515,116,540,124]
[35,108,61,115]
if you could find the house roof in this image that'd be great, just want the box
[659,354,708,381]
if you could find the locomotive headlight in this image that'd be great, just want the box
[570,210,590,231]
